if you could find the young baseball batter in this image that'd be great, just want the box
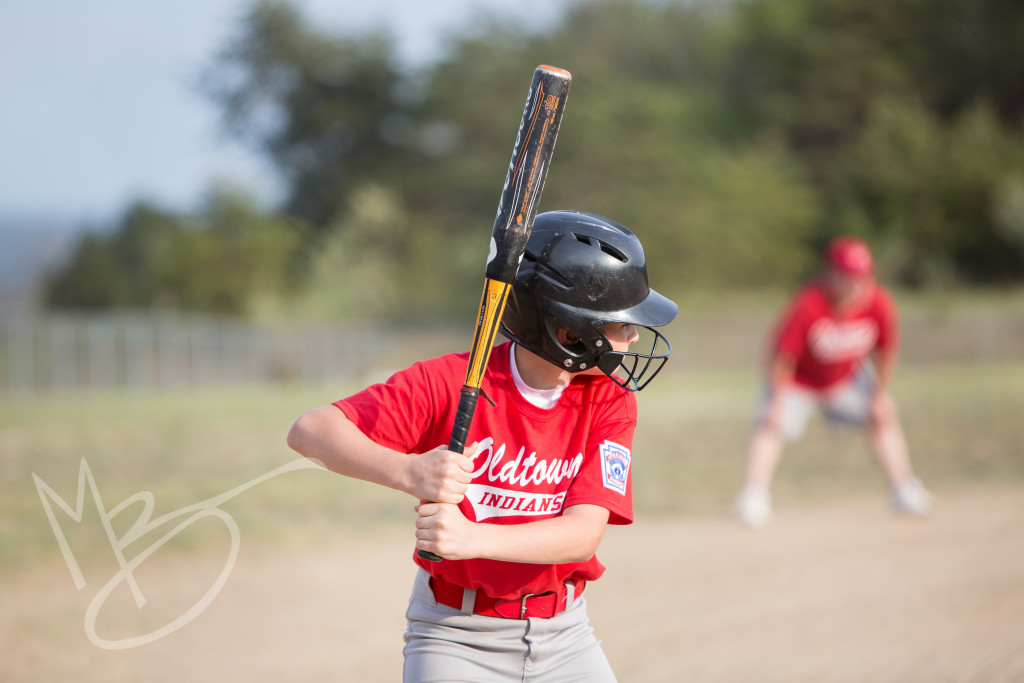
[735,235,933,528]
[288,211,677,681]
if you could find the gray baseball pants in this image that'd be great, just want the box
[403,568,617,682]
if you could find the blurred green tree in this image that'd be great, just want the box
[43,232,132,309]
[45,190,301,314]
[402,0,819,300]
[835,99,1024,285]
[45,203,182,309]
[200,0,411,230]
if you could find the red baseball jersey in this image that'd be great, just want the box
[773,281,898,389]
[334,341,636,599]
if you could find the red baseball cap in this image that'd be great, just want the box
[825,236,874,276]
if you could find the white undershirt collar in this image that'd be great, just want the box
[509,344,566,409]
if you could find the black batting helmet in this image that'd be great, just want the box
[500,211,677,391]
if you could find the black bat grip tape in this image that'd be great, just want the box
[417,388,481,562]
[448,387,480,455]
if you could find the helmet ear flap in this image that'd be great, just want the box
[499,289,532,350]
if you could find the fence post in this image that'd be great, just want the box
[5,321,36,395]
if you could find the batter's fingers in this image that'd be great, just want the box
[428,491,457,505]
[416,539,441,556]
[416,502,440,517]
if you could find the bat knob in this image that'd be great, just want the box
[418,549,443,562]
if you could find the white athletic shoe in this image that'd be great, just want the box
[735,487,772,528]
[890,477,934,517]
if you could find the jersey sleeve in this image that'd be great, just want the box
[333,360,446,455]
[874,287,900,353]
[773,289,814,362]
[561,390,637,526]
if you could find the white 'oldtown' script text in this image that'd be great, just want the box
[465,437,583,521]
[808,319,879,363]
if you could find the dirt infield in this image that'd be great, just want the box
[3,484,1022,682]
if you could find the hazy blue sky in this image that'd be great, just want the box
[0,0,573,223]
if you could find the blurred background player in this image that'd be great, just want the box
[287,211,677,681]
[735,236,933,528]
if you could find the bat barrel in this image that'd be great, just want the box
[485,66,572,284]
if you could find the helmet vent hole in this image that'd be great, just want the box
[571,233,627,262]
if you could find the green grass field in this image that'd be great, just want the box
[4,359,1023,573]
[633,362,1024,513]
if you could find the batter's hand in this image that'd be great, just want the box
[406,442,476,504]
[414,502,477,561]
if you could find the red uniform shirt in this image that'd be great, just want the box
[334,341,636,599]
[773,281,898,390]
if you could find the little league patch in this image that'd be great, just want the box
[600,441,631,494]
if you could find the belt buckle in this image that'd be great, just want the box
[518,593,536,619]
